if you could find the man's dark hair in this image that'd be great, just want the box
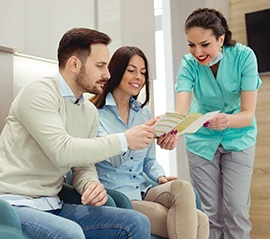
[57,28,111,69]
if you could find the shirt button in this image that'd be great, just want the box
[136,186,139,189]
[129,169,132,172]
[130,157,134,160]
[133,175,136,178]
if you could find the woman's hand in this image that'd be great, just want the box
[204,113,229,130]
[156,130,179,150]
[157,175,178,184]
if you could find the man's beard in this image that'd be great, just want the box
[75,66,103,95]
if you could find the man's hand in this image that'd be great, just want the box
[81,181,108,206]
[144,117,160,127]
[125,124,156,150]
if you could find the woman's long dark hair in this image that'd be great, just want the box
[93,46,150,109]
[185,8,236,46]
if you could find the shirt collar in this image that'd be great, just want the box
[56,72,84,105]
[105,92,141,112]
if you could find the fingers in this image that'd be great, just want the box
[157,130,179,150]
[141,130,155,146]
[165,176,179,181]
[158,175,178,184]
[81,181,108,206]
[125,125,156,150]
[157,176,168,184]
[204,113,228,130]
[144,116,159,126]
[140,125,156,143]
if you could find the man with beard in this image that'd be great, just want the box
[0,28,155,239]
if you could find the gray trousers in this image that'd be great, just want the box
[187,145,255,239]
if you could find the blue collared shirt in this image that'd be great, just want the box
[57,72,84,104]
[95,93,165,200]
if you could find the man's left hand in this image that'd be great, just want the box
[81,180,108,206]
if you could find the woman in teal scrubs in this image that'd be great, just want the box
[175,8,262,239]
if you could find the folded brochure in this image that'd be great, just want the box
[154,110,220,137]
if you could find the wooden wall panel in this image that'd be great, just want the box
[230,1,270,238]
[251,75,270,239]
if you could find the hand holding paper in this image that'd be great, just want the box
[154,111,220,137]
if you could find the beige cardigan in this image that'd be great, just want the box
[0,76,122,198]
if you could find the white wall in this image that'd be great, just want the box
[13,56,58,97]
[23,0,96,60]
[0,0,96,132]
[0,52,13,131]
[97,0,156,80]
[0,0,23,52]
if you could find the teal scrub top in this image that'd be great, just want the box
[175,43,262,160]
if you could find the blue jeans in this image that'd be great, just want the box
[14,203,151,239]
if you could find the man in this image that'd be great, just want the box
[0,28,155,239]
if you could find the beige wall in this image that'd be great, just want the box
[0,0,96,132]
[0,52,13,131]
[0,0,156,133]
[230,1,270,238]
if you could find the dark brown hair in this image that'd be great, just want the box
[185,8,236,46]
[93,46,150,109]
[57,28,111,69]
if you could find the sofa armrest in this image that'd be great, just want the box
[0,199,22,230]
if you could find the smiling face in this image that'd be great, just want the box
[75,43,111,95]
[187,27,224,66]
[116,54,146,98]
